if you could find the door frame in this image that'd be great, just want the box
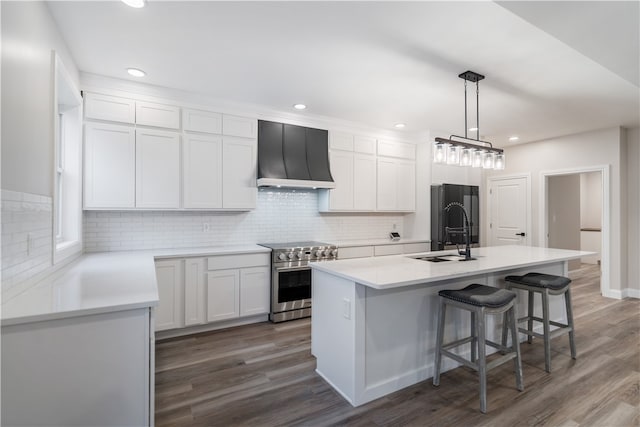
[487,173,532,247]
[540,165,610,296]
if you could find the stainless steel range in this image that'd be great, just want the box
[258,241,338,323]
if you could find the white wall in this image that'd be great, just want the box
[1,1,79,196]
[627,127,640,296]
[1,2,80,296]
[486,127,627,295]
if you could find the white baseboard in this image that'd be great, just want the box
[622,288,640,299]
[602,288,623,299]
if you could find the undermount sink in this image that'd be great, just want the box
[415,256,458,262]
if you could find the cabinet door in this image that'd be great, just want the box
[328,151,354,210]
[184,258,206,326]
[397,160,416,211]
[84,93,135,124]
[135,101,180,129]
[222,115,257,138]
[135,129,180,208]
[155,259,184,331]
[207,270,240,322]
[183,134,223,209]
[239,267,270,317]
[353,135,376,154]
[353,153,376,211]
[84,123,135,208]
[222,137,257,209]
[182,109,222,134]
[376,157,397,211]
[329,131,354,151]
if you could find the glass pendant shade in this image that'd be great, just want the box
[447,145,460,165]
[460,148,472,166]
[494,153,505,170]
[483,152,495,169]
[472,150,483,168]
[433,143,447,163]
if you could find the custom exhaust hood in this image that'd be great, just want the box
[257,120,335,189]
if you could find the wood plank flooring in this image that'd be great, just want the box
[155,264,640,426]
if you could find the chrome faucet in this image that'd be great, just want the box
[444,202,475,261]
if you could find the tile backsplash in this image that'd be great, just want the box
[1,190,53,294]
[84,188,405,252]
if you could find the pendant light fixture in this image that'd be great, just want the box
[433,71,504,170]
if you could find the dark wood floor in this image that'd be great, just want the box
[155,264,640,426]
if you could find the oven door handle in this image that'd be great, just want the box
[274,265,311,273]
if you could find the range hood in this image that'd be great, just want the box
[257,120,335,189]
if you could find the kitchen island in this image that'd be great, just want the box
[309,245,591,407]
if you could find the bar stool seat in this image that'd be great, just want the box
[433,284,524,414]
[502,273,576,373]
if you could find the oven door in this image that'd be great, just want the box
[272,265,312,313]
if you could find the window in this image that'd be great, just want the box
[53,53,83,263]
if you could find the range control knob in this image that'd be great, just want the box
[330,249,338,257]
[288,252,296,260]
[315,250,323,258]
[323,249,331,257]
[278,253,287,261]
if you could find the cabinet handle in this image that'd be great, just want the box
[515,232,526,237]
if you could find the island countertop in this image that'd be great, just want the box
[310,245,592,290]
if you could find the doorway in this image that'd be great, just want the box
[541,166,609,296]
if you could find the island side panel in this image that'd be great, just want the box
[312,269,358,404]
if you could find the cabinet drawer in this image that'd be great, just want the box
[135,101,180,129]
[337,246,374,259]
[183,108,222,134]
[222,115,257,138]
[403,243,429,254]
[207,253,270,270]
[329,131,354,151]
[377,140,416,160]
[374,245,404,256]
[354,135,376,154]
[84,93,135,124]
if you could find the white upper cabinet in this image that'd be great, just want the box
[354,135,376,154]
[222,136,257,209]
[182,109,222,134]
[84,93,135,124]
[329,132,354,151]
[135,129,181,208]
[376,157,397,211]
[353,153,377,210]
[135,101,180,129]
[376,157,416,212]
[222,115,257,138]
[84,122,135,208]
[325,150,354,210]
[396,159,416,211]
[377,139,416,159]
[183,134,223,209]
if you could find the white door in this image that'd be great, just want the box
[207,270,240,321]
[184,258,206,326]
[239,267,270,316]
[183,134,223,209]
[222,137,257,209]
[155,259,184,331]
[84,123,135,208]
[135,129,180,208]
[489,177,529,246]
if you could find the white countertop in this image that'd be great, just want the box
[310,245,592,290]
[2,245,270,326]
[333,238,430,248]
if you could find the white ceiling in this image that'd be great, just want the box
[47,1,639,146]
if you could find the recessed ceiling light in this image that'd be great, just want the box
[394,123,406,129]
[509,136,519,142]
[127,68,146,77]
[468,127,479,132]
[122,0,146,8]
[293,104,307,110]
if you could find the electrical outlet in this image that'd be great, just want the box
[342,298,351,319]
[393,223,397,230]
[203,223,210,232]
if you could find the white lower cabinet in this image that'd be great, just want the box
[207,270,240,322]
[155,259,184,331]
[155,253,269,332]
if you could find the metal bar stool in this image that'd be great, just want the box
[501,273,576,373]
[433,284,524,414]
